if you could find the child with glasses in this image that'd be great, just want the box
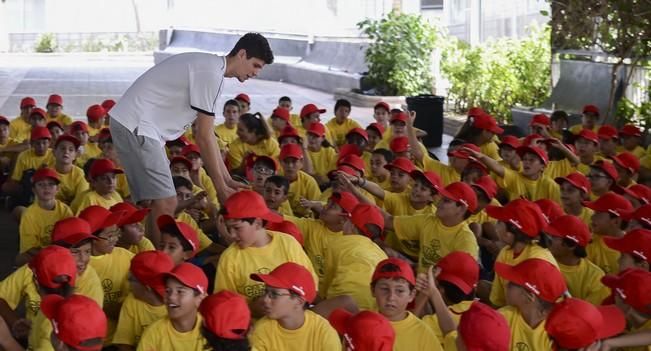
[71,158,123,214]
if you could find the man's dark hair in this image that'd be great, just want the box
[228,33,274,64]
[334,99,352,111]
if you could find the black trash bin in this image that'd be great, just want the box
[406,95,445,147]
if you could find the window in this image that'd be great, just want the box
[421,0,444,9]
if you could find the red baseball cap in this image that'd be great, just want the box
[199,291,251,340]
[222,190,283,223]
[438,182,478,213]
[266,220,305,246]
[555,172,591,194]
[300,103,326,118]
[181,143,201,157]
[590,160,618,181]
[97,128,111,142]
[252,155,279,174]
[130,251,175,298]
[384,157,416,174]
[328,165,358,180]
[621,204,651,226]
[89,158,124,179]
[516,145,549,165]
[351,203,385,238]
[612,152,640,174]
[170,156,192,171]
[469,113,504,134]
[32,167,60,184]
[529,113,550,127]
[494,258,567,303]
[582,192,633,216]
[374,101,391,112]
[21,96,36,108]
[329,309,395,351]
[31,126,52,141]
[498,135,521,149]
[389,136,409,153]
[29,245,77,289]
[467,107,485,117]
[546,298,626,350]
[545,215,592,247]
[29,108,45,120]
[86,104,106,121]
[583,104,600,116]
[471,175,498,199]
[458,302,510,351]
[367,122,385,136]
[251,262,317,303]
[615,184,651,205]
[331,191,360,214]
[435,251,479,294]
[279,143,303,161]
[79,205,124,234]
[598,125,618,140]
[486,199,547,237]
[101,99,116,111]
[604,228,651,264]
[346,128,369,142]
[338,143,362,158]
[162,262,209,294]
[411,170,443,191]
[110,202,150,227]
[534,199,565,224]
[278,125,301,141]
[51,217,96,246]
[307,122,326,138]
[47,94,63,106]
[337,154,366,175]
[271,107,290,122]
[619,124,642,137]
[234,93,250,104]
[390,111,409,124]
[157,215,200,256]
[602,268,651,314]
[54,134,81,149]
[372,258,415,285]
[449,143,481,160]
[521,133,544,147]
[70,121,89,133]
[41,294,107,351]
[0,116,9,125]
[576,129,599,144]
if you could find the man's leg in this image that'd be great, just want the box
[146,196,177,248]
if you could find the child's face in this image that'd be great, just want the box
[224,218,261,249]
[0,124,9,140]
[49,126,64,142]
[238,101,250,113]
[171,162,191,179]
[547,235,570,258]
[33,179,58,202]
[372,278,415,321]
[270,117,287,131]
[89,117,104,128]
[320,200,347,227]
[302,113,320,128]
[92,172,117,195]
[263,182,287,210]
[614,163,632,182]
[252,163,275,191]
[335,106,351,120]
[390,168,411,192]
[367,129,381,148]
[69,242,92,274]
[93,225,119,255]
[461,167,484,184]
[100,142,118,162]
[262,286,303,320]
[72,130,89,145]
[281,157,302,180]
[374,108,389,124]
[30,116,46,127]
[582,114,598,129]
[185,153,203,171]
[175,186,193,204]
[279,137,300,147]
[495,221,514,246]
[223,105,240,125]
[588,170,612,194]
[47,104,62,117]
[391,122,406,137]
[20,106,33,118]
[499,146,517,162]
[574,138,598,158]
[590,211,617,235]
[410,179,436,204]
[159,232,191,265]
[54,140,77,165]
[551,118,567,132]
[559,182,584,207]
[164,277,203,321]
[505,282,528,309]
[120,223,145,246]
[621,136,640,150]
[436,197,464,222]
[236,121,257,144]
[129,274,152,302]
[520,153,545,178]
[617,252,641,272]
[32,138,50,156]
[598,138,617,156]
[370,154,389,177]
[449,156,470,174]
[306,133,323,150]
[168,145,183,158]
[278,100,292,110]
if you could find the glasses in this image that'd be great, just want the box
[264,288,294,300]
[254,166,274,176]
[97,230,121,242]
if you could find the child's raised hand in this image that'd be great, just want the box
[462,146,482,159]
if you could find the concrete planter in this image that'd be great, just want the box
[334,88,406,108]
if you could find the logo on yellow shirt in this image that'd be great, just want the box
[515,342,531,351]
[422,239,442,267]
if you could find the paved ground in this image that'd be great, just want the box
[0,52,458,280]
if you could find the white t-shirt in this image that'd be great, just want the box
[110,52,226,144]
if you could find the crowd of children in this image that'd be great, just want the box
[0,93,651,351]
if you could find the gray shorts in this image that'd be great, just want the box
[110,120,176,203]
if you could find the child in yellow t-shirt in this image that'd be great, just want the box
[569,104,601,134]
[262,175,294,217]
[181,144,218,208]
[113,251,175,349]
[279,143,321,217]
[97,128,131,200]
[227,113,280,171]
[371,257,442,351]
[111,202,154,255]
[306,122,337,186]
[368,148,393,191]
[598,125,619,158]
[9,96,36,143]
[70,121,101,167]
[325,99,362,147]
[16,168,73,266]
[268,106,292,140]
[214,99,240,145]
[618,124,645,158]
[604,228,651,273]
[249,262,340,350]
[86,104,106,137]
[544,215,610,305]
[555,172,594,227]
[53,134,89,205]
[45,94,73,126]
[367,156,415,195]
[46,120,65,142]
[137,263,209,351]
[249,155,278,194]
[157,214,200,266]
[198,291,252,350]
[277,96,302,127]
[72,158,123,214]
[612,151,640,188]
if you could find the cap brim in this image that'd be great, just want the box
[490,126,504,134]
[485,205,510,222]
[250,272,288,290]
[119,208,150,226]
[437,273,473,294]
[328,308,352,336]
[156,214,177,230]
[603,236,629,253]
[59,232,98,246]
[448,150,471,160]
[595,305,627,340]
[161,271,203,293]
[600,274,619,289]
[262,210,283,223]
[384,164,412,174]
[40,294,65,320]
[581,200,608,213]
[493,262,524,286]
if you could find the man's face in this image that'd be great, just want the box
[235,50,265,82]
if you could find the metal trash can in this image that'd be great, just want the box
[406,95,445,147]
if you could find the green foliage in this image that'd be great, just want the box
[358,11,438,96]
[34,33,57,53]
[617,68,651,131]
[441,25,552,122]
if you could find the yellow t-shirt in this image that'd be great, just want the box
[72,190,123,214]
[587,234,621,274]
[320,187,376,206]
[544,159,576,180]
[27,310,54,351]
[569,124,600,134]
[307,147,337,179]
[617,145,646,159]
[423,156,460,186]
[422,300,473,345]
[394,214,478,273]
[9,117,31,143]
[198,167,219,207]
[227,137,280,170]
[250,310,341,351]
[11,149,55,181]
[287,170,322,218]
[383,191,436,260]
[214,231,317,299]
[47,113,73,126]
[575,207,594,229]
[322,235,387,310]
[490,244,557,307]
[137,315,205,351]
[116,173,131,199]
[296,124,336,146]
[640,146,651,169]
[286,217,343,294]
[19,200,73,252]
[325,117,363,146]
[56,165,89,205]
[480,141,501,161]
[499,305,553,350]
[466,198,500,225]
[75,142,102,168]
[113,293,167,346]
[559,259,610,305]
[497,167,561,203]
[127,237,156,255]
[177,212,213,251]
[214,123,238,145]
[391,312,443,351]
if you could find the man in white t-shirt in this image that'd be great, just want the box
[109,33,274,245]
